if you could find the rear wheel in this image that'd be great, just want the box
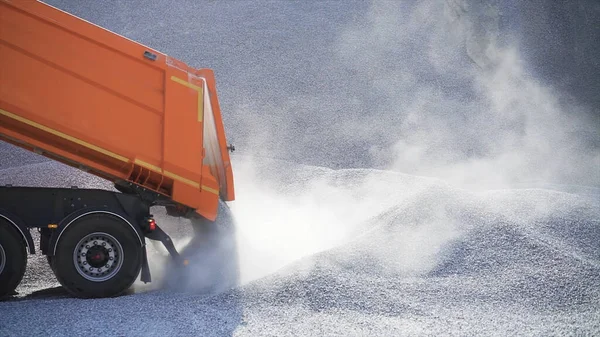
[52,213,142,298]
[0,219,27,298]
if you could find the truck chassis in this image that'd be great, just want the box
[0,182,192,298]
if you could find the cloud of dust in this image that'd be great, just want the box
[339,0,599,189]
[227,156,453,283]
[142,0,600,291]
[226,0,598,284]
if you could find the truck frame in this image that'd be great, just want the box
[0,0,235,298]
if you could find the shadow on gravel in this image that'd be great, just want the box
[1,286,69,302]
[2,284,146,302]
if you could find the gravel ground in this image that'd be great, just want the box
[1,149,599,336]
[1,0,600,336]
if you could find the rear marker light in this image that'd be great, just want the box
[148,219,156,231]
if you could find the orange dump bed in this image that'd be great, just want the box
[0,0,234,221]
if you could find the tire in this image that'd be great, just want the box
[52,213,142,298]
[0,219,27,298]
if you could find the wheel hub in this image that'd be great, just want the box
[0,244,5,276]
[73,232,123,282]
[86,245,109,268]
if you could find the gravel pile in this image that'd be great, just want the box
[1,0,599,335]
[1,150,599,336]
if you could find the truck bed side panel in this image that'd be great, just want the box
[0,1,233,220]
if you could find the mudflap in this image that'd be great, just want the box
[140,246,152,283]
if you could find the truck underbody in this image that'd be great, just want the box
[0,183,204,298]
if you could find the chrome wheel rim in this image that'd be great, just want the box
[0,244,5,275]
[73,232,124,282]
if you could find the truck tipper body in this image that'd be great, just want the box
[0,0,235,298]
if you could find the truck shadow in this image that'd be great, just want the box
[1,286,69,302]
[3,284,144,302]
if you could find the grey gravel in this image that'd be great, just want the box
[1,154,599,336]
[1,0,600,336]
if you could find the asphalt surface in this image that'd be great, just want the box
[1,0,600,336]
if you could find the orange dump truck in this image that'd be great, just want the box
[0,1,235,298]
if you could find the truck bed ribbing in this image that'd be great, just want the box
[0,0,235,221]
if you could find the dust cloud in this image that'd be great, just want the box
[221,0,599,287]
[340,1,599,189]
[141,0,598,293]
